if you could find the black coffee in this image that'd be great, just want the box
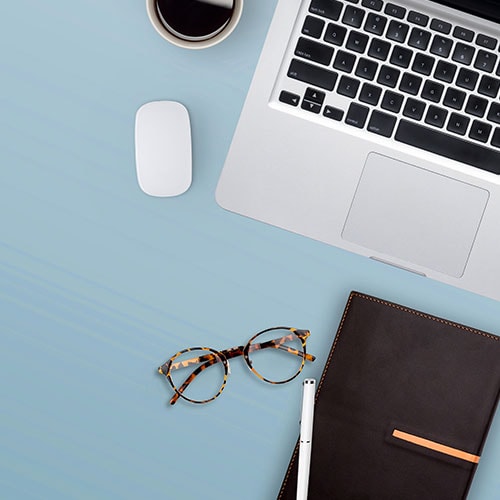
[155,0,234,41]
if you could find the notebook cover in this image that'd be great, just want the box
[278,292,500,500]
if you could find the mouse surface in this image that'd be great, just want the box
[135,101,191,197]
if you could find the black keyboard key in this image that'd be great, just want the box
[452,43,475,66]
[381,90,404,113]
[434,60,457,83]
[456,68,479,90]
[364,13,387,35]
[377,65,400,87]
[361,0,383,11]
[403,98,426,120]
[346,31,369,53]
[395,120,500,174]
[390,46,413,68]
[295,37,334,65]
[492,128,500,148]
[359,82,382,105]
[447,113,470,136]
[476,34,497,51]
[384,3,406,19]
[355,58,379,79]
[301,100,322,113]
[345,102,370,128]
[302,15,325,39]
[288,59,338,90]
[487,103,500,124]
[368,110,397,136]
[323,105,344,120]
[443,87,466,110]
[343,5,366,27]
[465,95,488,118]
[408,11,429,27]
[430,19,451,34]
[304,87,326,104]
[425,105,448,128]
[337,75,360,97]
[408,28,431,50]
[478,75,500,98]
[430,35,453,58]
[368,38,391,60]
[421,80,444,102]
[453,26,474,42]
[386,20,409,43]
[399,72,422,95]
[324,23,347,46]
[412,53,435,75]
[497,61,500,77]
[309,0,343,21]
[333,50,357,72]
[469,120,492,143]
[474,50,497,73]
[279,90,300,106]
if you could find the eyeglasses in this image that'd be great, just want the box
[158,327,315,405]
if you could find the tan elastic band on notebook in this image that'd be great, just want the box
[392,429,480,464]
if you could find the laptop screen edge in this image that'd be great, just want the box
[429,0,500,24]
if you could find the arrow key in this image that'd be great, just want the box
[301,99,322,114]
[279,90,300,107]
[323,105,344,121]
[304,87,326,104]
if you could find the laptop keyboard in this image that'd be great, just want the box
[279,0,500,174]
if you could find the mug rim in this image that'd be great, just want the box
[146,0,244,49]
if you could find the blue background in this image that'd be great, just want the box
[1,1,499,498]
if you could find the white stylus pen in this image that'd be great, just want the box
[296,378,316,500]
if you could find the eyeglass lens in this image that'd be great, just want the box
[155,0,234,42]
[168,349,226,403]
[247,328,305,383]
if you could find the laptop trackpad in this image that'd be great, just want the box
[342,153,489,277]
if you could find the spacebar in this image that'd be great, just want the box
[395,120,500,175]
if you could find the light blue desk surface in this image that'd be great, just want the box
[1,1,499,498]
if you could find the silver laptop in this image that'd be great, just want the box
[216,0,500,302]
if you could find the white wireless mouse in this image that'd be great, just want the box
[135,101,192,197]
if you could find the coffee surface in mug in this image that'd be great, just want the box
[155,0,234,41]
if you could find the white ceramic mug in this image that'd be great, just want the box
[146,0,243,49]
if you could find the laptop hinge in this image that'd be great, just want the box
[370,257,427,277]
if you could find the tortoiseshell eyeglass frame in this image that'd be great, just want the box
[158,327,315,405]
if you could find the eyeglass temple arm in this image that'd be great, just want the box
[248,335,316,362]
[169,365,204,405]
[246,330,315,362]
[163,346,244,373]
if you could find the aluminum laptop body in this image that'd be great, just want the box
[216,0,500,302]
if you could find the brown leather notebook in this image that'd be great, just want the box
[278,292,500,500]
